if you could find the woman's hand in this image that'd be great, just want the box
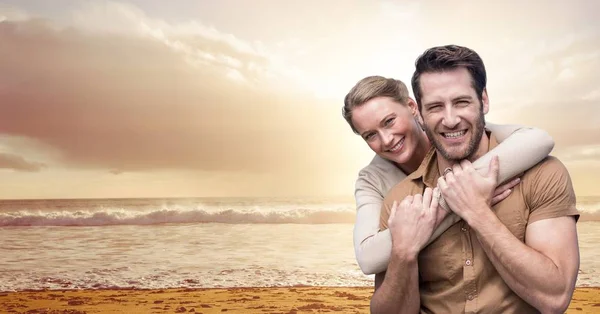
[491,177,521,206]
[387,187,441,257]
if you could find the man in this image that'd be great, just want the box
[370,45,580,314]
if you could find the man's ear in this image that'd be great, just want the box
[417,114,424,128]
[482,88,489,114]
[415,115,425,131]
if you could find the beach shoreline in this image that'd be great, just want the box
[1,286,599,313]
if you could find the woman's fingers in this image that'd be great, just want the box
[388,201,398,225]
[422,187,433,213]
[494,177,520,196]
[491,189,512,206]
[490,177,520,205]
[430,187,440,212]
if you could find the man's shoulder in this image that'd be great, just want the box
[520,156,578,222]
[523,155,571,181]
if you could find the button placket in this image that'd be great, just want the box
[462,221,478,313]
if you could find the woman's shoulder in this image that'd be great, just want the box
[360,154,397,173]
[356,155,407,195]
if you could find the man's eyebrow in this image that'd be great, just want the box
[454,95,474,101]
[423,101,443,108]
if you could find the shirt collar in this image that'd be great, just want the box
[407,129,500,187]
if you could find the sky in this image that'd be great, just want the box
[0,0,598,199]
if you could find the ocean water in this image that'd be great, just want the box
[0,196,599,292]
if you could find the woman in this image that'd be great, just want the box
[343,76,554,275]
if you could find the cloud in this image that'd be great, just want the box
[482,32,600,154]
[0,153,45,172]
[63,1,291,86]
[379,1,420,20]
[558,145,600,163]
[0,7,354,194]
[0,4,30,22]
[493,99,600,151]
[1,0,597,198]
[582,89,600,101]
[109,169,123,175]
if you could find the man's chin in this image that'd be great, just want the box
[437,146,470,161]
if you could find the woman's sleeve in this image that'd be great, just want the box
[476,123,555,184]
[354,171,461,275]
[352,124,554,275]
[429,123,554,247]
[353,171,394,275]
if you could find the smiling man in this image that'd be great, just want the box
[372,45,580,314]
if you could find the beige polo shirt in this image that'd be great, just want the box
[379,131,580,314]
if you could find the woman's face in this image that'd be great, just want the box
[351,96,425,166]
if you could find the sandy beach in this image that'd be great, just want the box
[1,286,599,313]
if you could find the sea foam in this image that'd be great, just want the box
[0,207,356,226]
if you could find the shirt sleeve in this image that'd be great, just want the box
[524,156,580,224]
[353,170,394,275]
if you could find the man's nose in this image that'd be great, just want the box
[442,106,460,128]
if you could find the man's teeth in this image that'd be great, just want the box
[444,131,466,138]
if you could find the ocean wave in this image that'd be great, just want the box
[578,201,600,221]
[1,200,597,226]
[0,207,357,226]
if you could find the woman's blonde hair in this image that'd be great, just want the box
[342,76,410,134]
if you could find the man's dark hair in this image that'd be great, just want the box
[411,45,487,110]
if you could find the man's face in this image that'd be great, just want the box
[418,67,489,162]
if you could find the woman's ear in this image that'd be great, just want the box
[406,98,419,117]
[407,98,425,130]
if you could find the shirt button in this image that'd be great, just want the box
[461,227,468,232]
[465,259,472,266]
[467,294,474,301]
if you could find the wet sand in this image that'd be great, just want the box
[0,286,598,313]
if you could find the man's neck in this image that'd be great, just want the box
[437,132,490,176]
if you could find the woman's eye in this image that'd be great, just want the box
[385,118,395,126]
